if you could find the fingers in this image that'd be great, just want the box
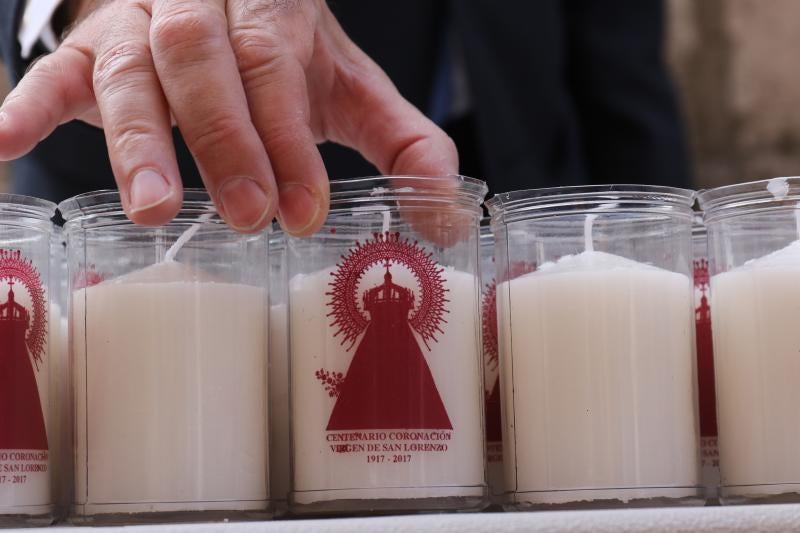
[227,1,329,236]
[150,0,277,232]
[0,46,94,160]
[318,5,467,247]
[314,5,465,247]
[314,5,459,177]
[92,2,182,225]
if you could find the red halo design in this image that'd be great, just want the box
[481,280,498,370]
[0,249,47,367]
[326,231,449,350]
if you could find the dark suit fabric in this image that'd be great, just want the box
[0,0,691,202]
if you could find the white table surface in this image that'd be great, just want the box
[15,505,800,532]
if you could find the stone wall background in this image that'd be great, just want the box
[2,2,800,192]
[668,0,800,189]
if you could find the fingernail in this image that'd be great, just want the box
[278,182,322,235]
[219,177,271,232]
[129,169,174,214]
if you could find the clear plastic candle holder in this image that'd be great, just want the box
[692,217,720,501]
[487,185,701,510]
[0,195,58,526]
[268,227,289,515]
[48,225,71,521]
[287,175,488,516]
[479,223,504,504]
[699,177,800,504]
[60,190,270,524]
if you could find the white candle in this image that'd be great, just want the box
[290,264,484,505]
[481,279,503,498]
[711,239,800,498]
[498,250,699,505]
[72,261,268,515]
[48,302,69,510]
[268,303,289,505]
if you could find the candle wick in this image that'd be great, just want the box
[164,212,214,263]
[584,214,597,253]
[382,209,391,234]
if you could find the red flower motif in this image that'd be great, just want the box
[315,368,345,397]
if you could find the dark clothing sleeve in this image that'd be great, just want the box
[0,1,24,83]
[563,0,692,187]
[451,0,588,192]
[451,0,691,191]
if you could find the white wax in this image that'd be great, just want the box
[268,304,290,504]
[0,283,52,514]
[72,262,268,515]
[47,303,69,509]
[711,239,800,498]
[290,266,484,504]
[498,251,699,505]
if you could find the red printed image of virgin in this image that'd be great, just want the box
[320,232,452,430]
[481,280,501,444]
[0,249,48,450]
[694,258,717,440]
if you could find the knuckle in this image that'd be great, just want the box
[187,114,248,157]
[229,29,284,75]
[108,119,160,158]
[151,9,226,59]
[93,40,153,92]
[25,52,65,79]
[241,0,302,18]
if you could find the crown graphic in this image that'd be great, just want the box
[0,281,29,326]
[694,258,711,322]
[364,261,415,308]
[0,249,47,367]
[694,258,709,288]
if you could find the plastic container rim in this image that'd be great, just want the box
[0,193,57,220]
[58,188,213,222]
[327,175,487,210]
[486,184,696,224]
[698,177,800,222]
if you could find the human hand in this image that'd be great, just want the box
[0,0,457,234]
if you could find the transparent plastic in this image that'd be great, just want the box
[487,185,701,510]
[61,190,270,524]
[699,177,800,504]
[287,176,488,515]
[49,226,71,521]
[691,219,720,502]
[268,227,290,516]
[479,223,503,505]
[0,194,58,526]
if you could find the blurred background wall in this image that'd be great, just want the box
[2,0,800,192]
[668,0,800,189]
